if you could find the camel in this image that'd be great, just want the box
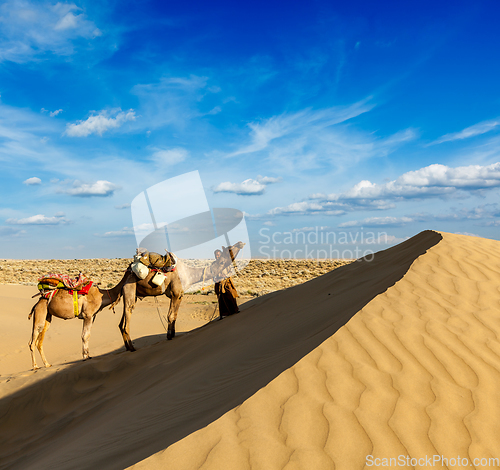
[119,241,245,351]
[28,270,131,370]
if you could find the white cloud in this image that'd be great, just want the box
[269,127,417,175]
[317,162,500,201]
[338,205,500,228]
[213,174,281,196]
[115,203,131,210]
[257,175,281,184]
[396,163,500,189]
[0,226,26,236]
[227,100,376,158]
[409,204,500,223]
[0,103,60,155]
[65,109,136,137]
[131,75,210,130]
[41,108,63,117]
[54,11,79,31]
[290,226,329,232]
[61,180,120,197]
[213,179,266,195]
[23,176,41,185]
[431,118,500,145]
[97,227,135,237]
[53,5,99,33]
[268,198,391,216]
[206,106,221,115]
[268,162,500,216]
[7,213,70,225]
[269,201,345,215]
[0,1,101,63]
[339,217,414,228]
[150,147,188,166]
[224,101,417,179]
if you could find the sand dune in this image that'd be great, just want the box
[129,231,500,470]
[1,231,500,469]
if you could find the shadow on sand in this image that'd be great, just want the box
[0,231,442,470]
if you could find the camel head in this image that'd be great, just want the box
[224,241,245,261]
[210,241,245,277]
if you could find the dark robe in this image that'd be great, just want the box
[214,277,239,317]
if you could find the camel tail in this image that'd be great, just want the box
[28,303,37,320]
[108,291,122,310]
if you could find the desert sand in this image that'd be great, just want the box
[1,231,500,469]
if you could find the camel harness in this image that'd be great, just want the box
[36,273,93,317]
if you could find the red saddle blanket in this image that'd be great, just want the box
[68,281,93,295]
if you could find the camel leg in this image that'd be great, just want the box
[29,300,50,370]
[81,316,93,360]
[119,307,136,352]
[119,283,136,352]
[166,290,183,340]
[36,314,52,368]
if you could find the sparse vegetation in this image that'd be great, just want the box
[0,258,353,296]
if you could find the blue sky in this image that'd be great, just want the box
[1,0,500,259]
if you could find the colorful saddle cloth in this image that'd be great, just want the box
[38,273,92,295]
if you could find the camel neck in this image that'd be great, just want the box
[98,270,130,306]
[183,263,212,283]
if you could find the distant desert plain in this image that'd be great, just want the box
[1,231,500,469]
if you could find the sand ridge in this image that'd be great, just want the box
[0,230,443,469]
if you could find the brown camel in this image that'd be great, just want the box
[119,241,245,351]
[28,270,131,370]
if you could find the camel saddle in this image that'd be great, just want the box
[137,250,176,272]
[38,273,92,296]
[37,273,93,317]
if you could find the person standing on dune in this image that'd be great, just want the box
[213,249,240,318]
